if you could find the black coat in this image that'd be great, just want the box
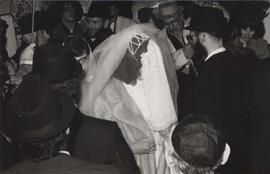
[193,50,258,174]
[1,154,120,174]
[69,110,140,174]
[0,134,24,171]
[247,59,270,173]
[192,51,239,132]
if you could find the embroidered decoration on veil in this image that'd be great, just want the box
[123,38,177,131]
[113,34,150,85]
[128,34,149,56]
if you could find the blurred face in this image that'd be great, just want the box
[62,3,76,22]
[186,31,198,46]
[86,17,105,38]
[240,27,255,43]
[187,31,207,60]
[163,16,184,34]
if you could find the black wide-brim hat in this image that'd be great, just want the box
[18,11,49,35]
[184,6,228,33]
[87,1,110,18]
[3,74,75,143]
[33,43,82,84]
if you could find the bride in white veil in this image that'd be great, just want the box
[79,24,178,174]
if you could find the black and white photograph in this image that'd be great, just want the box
[0,0,270,174]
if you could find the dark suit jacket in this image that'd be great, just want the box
[0,134,24,171]
[0,92,24,171]
[193,51,239,132]
[49,23,82,44]
[247,59,270,173]
[68,110,140,174]
[1,154,120,174]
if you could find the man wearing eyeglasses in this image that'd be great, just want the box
[157,2,185,51]
[185,6,251,174]
[157,2,198,118]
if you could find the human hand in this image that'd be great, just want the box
[20,43,35,65]
[182,43,194,59]
[129,138,156,154]
[173,49,188,70]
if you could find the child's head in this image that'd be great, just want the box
[172,114,230,173]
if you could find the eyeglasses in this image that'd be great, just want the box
[186,33,198,42]
[164,18,183,27]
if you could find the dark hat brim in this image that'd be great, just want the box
[184,24,228,33]
[18,11,48,35]
[42,61,82,84]
[3,91,75,143]
[183,25,192,31]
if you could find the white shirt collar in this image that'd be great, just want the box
[58,150,71,156]
[205,47,226,62]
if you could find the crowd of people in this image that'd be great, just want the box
[0,1,270,174]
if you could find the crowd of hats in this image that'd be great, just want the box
[2,0,267,171]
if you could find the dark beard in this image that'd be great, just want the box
[192,41,208,67]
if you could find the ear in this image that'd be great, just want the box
[220,143,231,165]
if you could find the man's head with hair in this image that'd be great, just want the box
[171,114,229,173]
[85,1,110,39]
[63,35,90,68]
[52,1,83,24]
[138,8,153,24]
[184,6,229,60]
[157,2,185,35]
[185,6,228,39]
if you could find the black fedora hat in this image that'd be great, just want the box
[172,114,226,168]
[3,74,75,143]
[184,7,228,33]
[32,43,82,84]
[18,11,48,35]
[87,1,110,18]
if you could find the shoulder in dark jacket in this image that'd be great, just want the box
[69,110,140,174]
